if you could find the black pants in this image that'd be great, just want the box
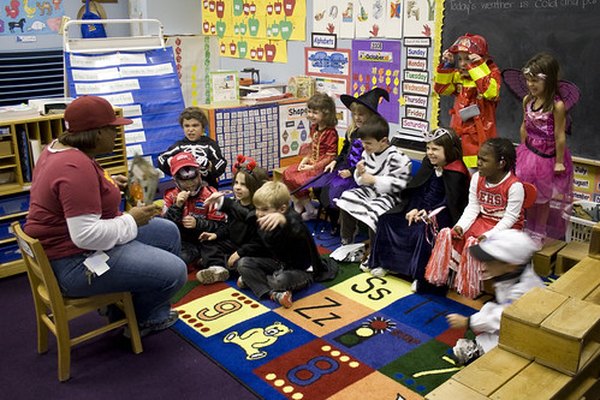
[237,257,313,298]
[201,239,238,269]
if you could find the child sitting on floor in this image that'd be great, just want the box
[162,151,226,269]
[236,181,337,308]
[196,155,269,284]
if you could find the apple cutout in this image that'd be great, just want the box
[248,17,259,36]
[274,1,282,14]
[216,21,226,38]
[210,24,216,34]
[203,21,210,33]
[229,41,237,55]
[264,43,276,62]
[266,4,273,15]
[203,0,209,9]
[233,0,243,15]
[234,24,240,35]
[238,41,248,58]
[266,27,272,37]
[216,0,225,18]
[209,0,215,12]
[239,23,247,35]
[256,46,264,60]
[243,3,250,15]
[249,3,256,14]
[279,20,292,40]
[271,23,280,36]
[250,48,257,59]
[220,43,226,53]
[284,0,296,16]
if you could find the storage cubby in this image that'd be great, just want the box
[0,111,128,278]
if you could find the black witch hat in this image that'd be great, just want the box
[340,87,390,116]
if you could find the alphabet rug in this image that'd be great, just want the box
[171,256,477,400]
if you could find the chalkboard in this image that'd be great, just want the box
[440,0,599,160]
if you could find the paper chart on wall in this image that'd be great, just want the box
[402,0,435,37]
[350,39,401,123]
[312,0,340,36]
[217,36,288,63]
[278,102,310,158]
[354,0,387,38]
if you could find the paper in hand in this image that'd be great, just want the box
[126,155,159,206]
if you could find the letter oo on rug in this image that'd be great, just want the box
[223,321,293,360]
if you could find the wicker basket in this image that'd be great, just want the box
[564,200,599,242]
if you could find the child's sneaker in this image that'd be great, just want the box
[236,276,247,289]
[196,266,229,284]
[270,290,293,308]
[452,338,484,366]
[359,260,371,272]
[301,208,318,221]
[370,267,388,277]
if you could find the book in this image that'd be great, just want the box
[126,155,159,207]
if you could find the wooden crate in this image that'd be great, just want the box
[556,241,590,275]
[425,379,490,400]
[549,258,600,300]
[499,287,600,376]
[490,361,573,399]
[532,239,566,276]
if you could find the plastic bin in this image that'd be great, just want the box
[564,200,599,243]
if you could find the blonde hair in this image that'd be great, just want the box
[253,181,290,209]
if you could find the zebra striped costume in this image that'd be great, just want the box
[335,145,412,232]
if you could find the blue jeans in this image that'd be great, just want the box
[51,217,187,326]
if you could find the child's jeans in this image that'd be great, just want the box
[237,256,313,298]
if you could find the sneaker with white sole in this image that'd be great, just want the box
[370,267,388,277]
[237,276,247,289]
[196,266,230,284]
[270,290,293,308]
[359,260,371,272]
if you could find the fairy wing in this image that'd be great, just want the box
[558,80,580,111]
[502,68,529,101]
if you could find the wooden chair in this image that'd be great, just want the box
[11,222,143,381]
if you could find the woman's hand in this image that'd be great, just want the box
[128,204,161,226]
[199,232,217,241]
[111,174,128,191]
[554,162,566,174]
[176,191,190,207]
[338,169,352,179]
[446,313,468,329]
[182,215,197,229]
[324,160,337,173]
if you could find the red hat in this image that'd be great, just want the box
[449,33,489,57]
[170,152,199,176]
[64,96,133,133]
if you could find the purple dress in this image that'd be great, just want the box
[516,96,573,238]
[308,131,363,208]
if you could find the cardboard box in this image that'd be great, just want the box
[499,287,600,376]
[533,239,566,276]
[555,241,589,275]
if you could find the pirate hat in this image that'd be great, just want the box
[340,87,390,116]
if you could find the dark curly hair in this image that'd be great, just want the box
[178,107,209,129]
[482,137,516,172]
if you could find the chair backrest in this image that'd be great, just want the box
[522,182,538,209]
[11,222,66,317]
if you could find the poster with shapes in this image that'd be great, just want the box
[354,0,387,38]
[350,39,401,123]
[1,0,64,36]
[215,103,280,180]
[305,47,351,78]
[218,37,288,63]
[402,0,436,37]
[278,102,309,158]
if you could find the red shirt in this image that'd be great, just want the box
[25,144,122,259]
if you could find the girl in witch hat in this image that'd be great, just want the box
[300,88,390,231]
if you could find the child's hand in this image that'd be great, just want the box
[468,53,482,64]
[176,190,191,207]
[360,172,376,186]
[406,209,427,226]
[324,160,336,173]
[442,50,454,65]
[257,213,286,231]
[356,160,366,175]
[446,313,468,329]
[204,191,226,209]
[554,162,566,174]
[199,232,217,241]
[111,174,128,190]
[182,215,197,229]
[338,169,352,179]
[452,226,464,239]
[128,204,162,226]
[477,234,487,242]
[227,251,240,268]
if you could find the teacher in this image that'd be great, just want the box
[25,96,187,336]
